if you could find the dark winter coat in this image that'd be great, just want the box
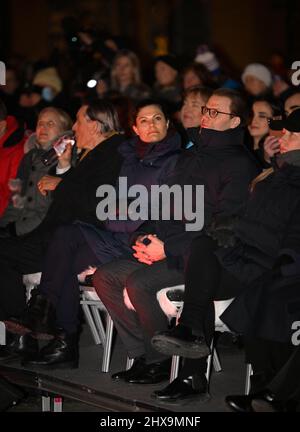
[35,133,124,235]
[79,132,182,262]
[221,160,300,343]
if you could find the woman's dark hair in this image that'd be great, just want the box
[182,86,213,105]
[181,62,216,89]
[129,98,169,127]
[85,99,122,134]
[251,96,282,119]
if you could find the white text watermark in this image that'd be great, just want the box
[96,177,204,231]
[0,61,5,85]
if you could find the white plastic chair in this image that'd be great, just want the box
[156,284,252,394]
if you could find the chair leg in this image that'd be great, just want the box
[81,303,102,345]
[126,357,134,370]
[245,363,253,395]
[213,348,222,372]
[170,355,180,382]
[101,313,114,373]
[205,338,215,382]
[90,305,106,345]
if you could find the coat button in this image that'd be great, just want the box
[27,197,33,202]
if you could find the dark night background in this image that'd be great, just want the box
[0,0,299,73]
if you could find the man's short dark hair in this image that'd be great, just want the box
[212,88,248,127]
[0,99,7,121]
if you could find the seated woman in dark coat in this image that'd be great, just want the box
[152,108,300,405]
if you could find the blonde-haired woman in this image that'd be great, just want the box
[111,49,151,101]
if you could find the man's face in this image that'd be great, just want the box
[36,111,63,148]
[279,129,300,153]
[284,94,300,116]
[201,95,240,131]
[72,106,93,149]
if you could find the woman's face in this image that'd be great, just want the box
[244,75,268,96]
[155,61,178,87]
[114,56,134,84]
[183,70,202,90]
[133,105,168,143]
[180,93,206,128]
[248,101,272,139]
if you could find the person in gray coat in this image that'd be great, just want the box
[0,107,72,236]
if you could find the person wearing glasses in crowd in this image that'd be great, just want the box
[90,88,259,390]
[152,107,300,406]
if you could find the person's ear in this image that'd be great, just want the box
[230,116,241,129]
[132,125,139,136]
[166,120,169,129]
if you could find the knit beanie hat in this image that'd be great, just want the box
[33,67,63,94]
[194,44,220,73]
[242,63,272,88]
[155,55,180,72]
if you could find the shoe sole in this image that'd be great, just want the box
[152,335,210,359]
[152,391,211,405]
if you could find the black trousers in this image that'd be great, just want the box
[0,231,45,320]
[180,235,243,340]
[177,235,244,378]
[93,258,184,363]
[39,225,99,334]
[269,344,300,402]
[244,336,295,394]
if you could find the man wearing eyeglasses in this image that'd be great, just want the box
[151,88,262,403]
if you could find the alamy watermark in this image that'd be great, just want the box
[96,177,204,231]
[0,61,5,85]
[291,321,300,346]
[291,61,300,86]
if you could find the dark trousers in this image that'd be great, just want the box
[0,231,44,320]
[180,235,243,339]
[178,235,243,378]
[269,344,300,402]
[39,225,99,334]
[244,336,295,394]
[93,258,184,363]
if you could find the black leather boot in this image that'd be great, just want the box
[22,330,79,369]
[4,289,57,340]
[0,332,38,362]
